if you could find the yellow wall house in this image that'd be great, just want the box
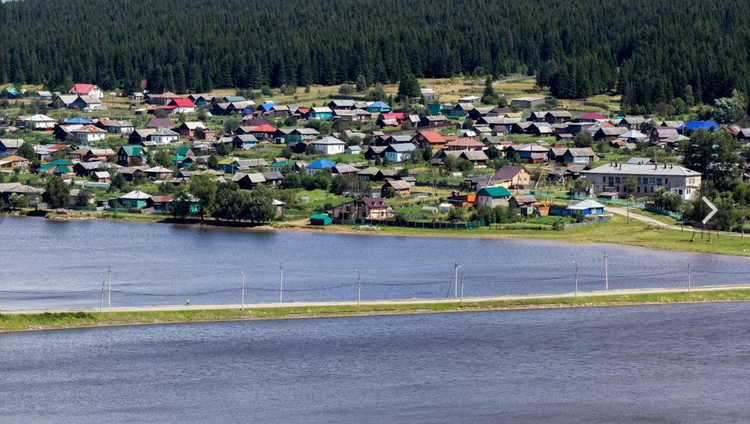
[0,155,30,173]
[491,165,531,189]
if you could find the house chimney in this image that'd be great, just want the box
[654,163,657,170]
[663,161,667,169]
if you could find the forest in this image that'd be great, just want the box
[0,0,749,110]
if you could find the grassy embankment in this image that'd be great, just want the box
[295,214,750,257]
[3,289,750,333]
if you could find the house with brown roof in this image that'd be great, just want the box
[491,165,531,188]
[331,197,389,220]
[649,127,679,145]
[443,138,484,151]
[381,180,411,197]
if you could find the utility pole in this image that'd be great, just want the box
[279,262,283,303]
[99,274,105,313]
[604,252,609,291]
[241,271,245,310]
[454,261,459,298]
[357,271,361,306]
[460,272,464,303]
[688,262,691,292]
[108,266,112,308]
[574,265,579,297]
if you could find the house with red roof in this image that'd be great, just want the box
[575,112,608,123]
[68,84,104,99]
[168,98,196,114]
[412,131,446,150]
[248,124,278,140]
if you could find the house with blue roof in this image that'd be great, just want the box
[366,101,391,113]
[305,159,335,175]
[679,121,719,134]
[257,102,276,112]
[64,117,91,125]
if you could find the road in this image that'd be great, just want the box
[3,284,749,315]
[608,207,749,239]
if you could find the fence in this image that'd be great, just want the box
[339,218,486,229]
[563,215,612,230]
[529,191,681,220]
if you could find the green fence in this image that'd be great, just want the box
[354,219,486,229]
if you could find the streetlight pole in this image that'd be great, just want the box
[460,271,464,302]
[99,274,105,313]
[357,270,361,306]
[604,252,609,291]
[279,262,283,303]
[241,271,245,310]
[454,262,459,299]
[573,262,578,297]
[688,262,691,292]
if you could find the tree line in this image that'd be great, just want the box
[1,0,749,109]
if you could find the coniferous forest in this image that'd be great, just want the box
[0,0,749,110]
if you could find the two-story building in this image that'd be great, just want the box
[582,162,702,200]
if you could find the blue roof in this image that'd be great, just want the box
[64,117,91,124]
[369,101,390,109]
[306,159,336,169]
[244,108,255,114]
[679,121,719,131]
[259,103,275,111]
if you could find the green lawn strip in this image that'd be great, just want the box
[3,289,750,333]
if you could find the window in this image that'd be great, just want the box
[615,177,621,183]
[656,178,662,186]
[637,177,641,184]
[679,189,683,195]
[616,186,619,192]
[665,178,669,184]
[650,178,655,184]
[651,187,654,193]
[602,177,606,182]
[637,187,640,193]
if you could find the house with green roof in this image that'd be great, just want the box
[309,214,332,226]
[476,186,511,208]
[270,160,293,170]
[218,157,240,174]
[117,145,148,166]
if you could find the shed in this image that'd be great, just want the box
[310,214,332,226]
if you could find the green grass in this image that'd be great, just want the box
[4,289,750,333]
[306,214,750,257]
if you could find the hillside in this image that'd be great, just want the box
[0,0,749,110]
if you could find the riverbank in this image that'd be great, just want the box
[6,211,749,257]
[3,287,750,333]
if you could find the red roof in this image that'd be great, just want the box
[419,131,446,145]
[381,112,407,120]
[576,113,607,121]
[297,108,310,114]
[69,83,98,94]
[251,124,277,133]
[170,98,195,107]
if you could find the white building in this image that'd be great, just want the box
[384,143,416,163]
[73,125,107,142]
[149,128,179,144]
[313,136,346,155]
[582,162,702,200]
[25,114,56,130]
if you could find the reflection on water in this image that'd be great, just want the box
[1,216,749,308]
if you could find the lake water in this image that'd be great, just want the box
[2,303,750,423]
[1,216,749,309]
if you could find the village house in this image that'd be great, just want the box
[563,147,598,164]
[145,117,175,130]
[177,122,206,138]
[381,179,411,197]
[492,165,531,188]
[73,125,107,143]
[593,127,628,141]
[413,131,446,151]
[384,143,416,163]
[307,106,333,120]
[583,162,702,200]
[149,128,179,144]
[188,94,214,106]
[443,138,484,151]
[366,101,391,114]
[420,88,439,102]
[97,119,134,134]
[313,137,346,155]
[420,115,448,127]
[92,171,110,182]
[232,134,258,150]
[649,127,679,145]
[144,166,173,180]
[617,116,645,130]
[331,197,389,220]
[475,186,511,208]
[305,159,335,175]
[25,114,56,130]
[68,84,105,99]
[117,146,148,166]
[505,144,548,163]
[118,190,151,208]
[0,139,24,155]
[511,96,545,109]
[0,182,45,203]
[0,155,29,173]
